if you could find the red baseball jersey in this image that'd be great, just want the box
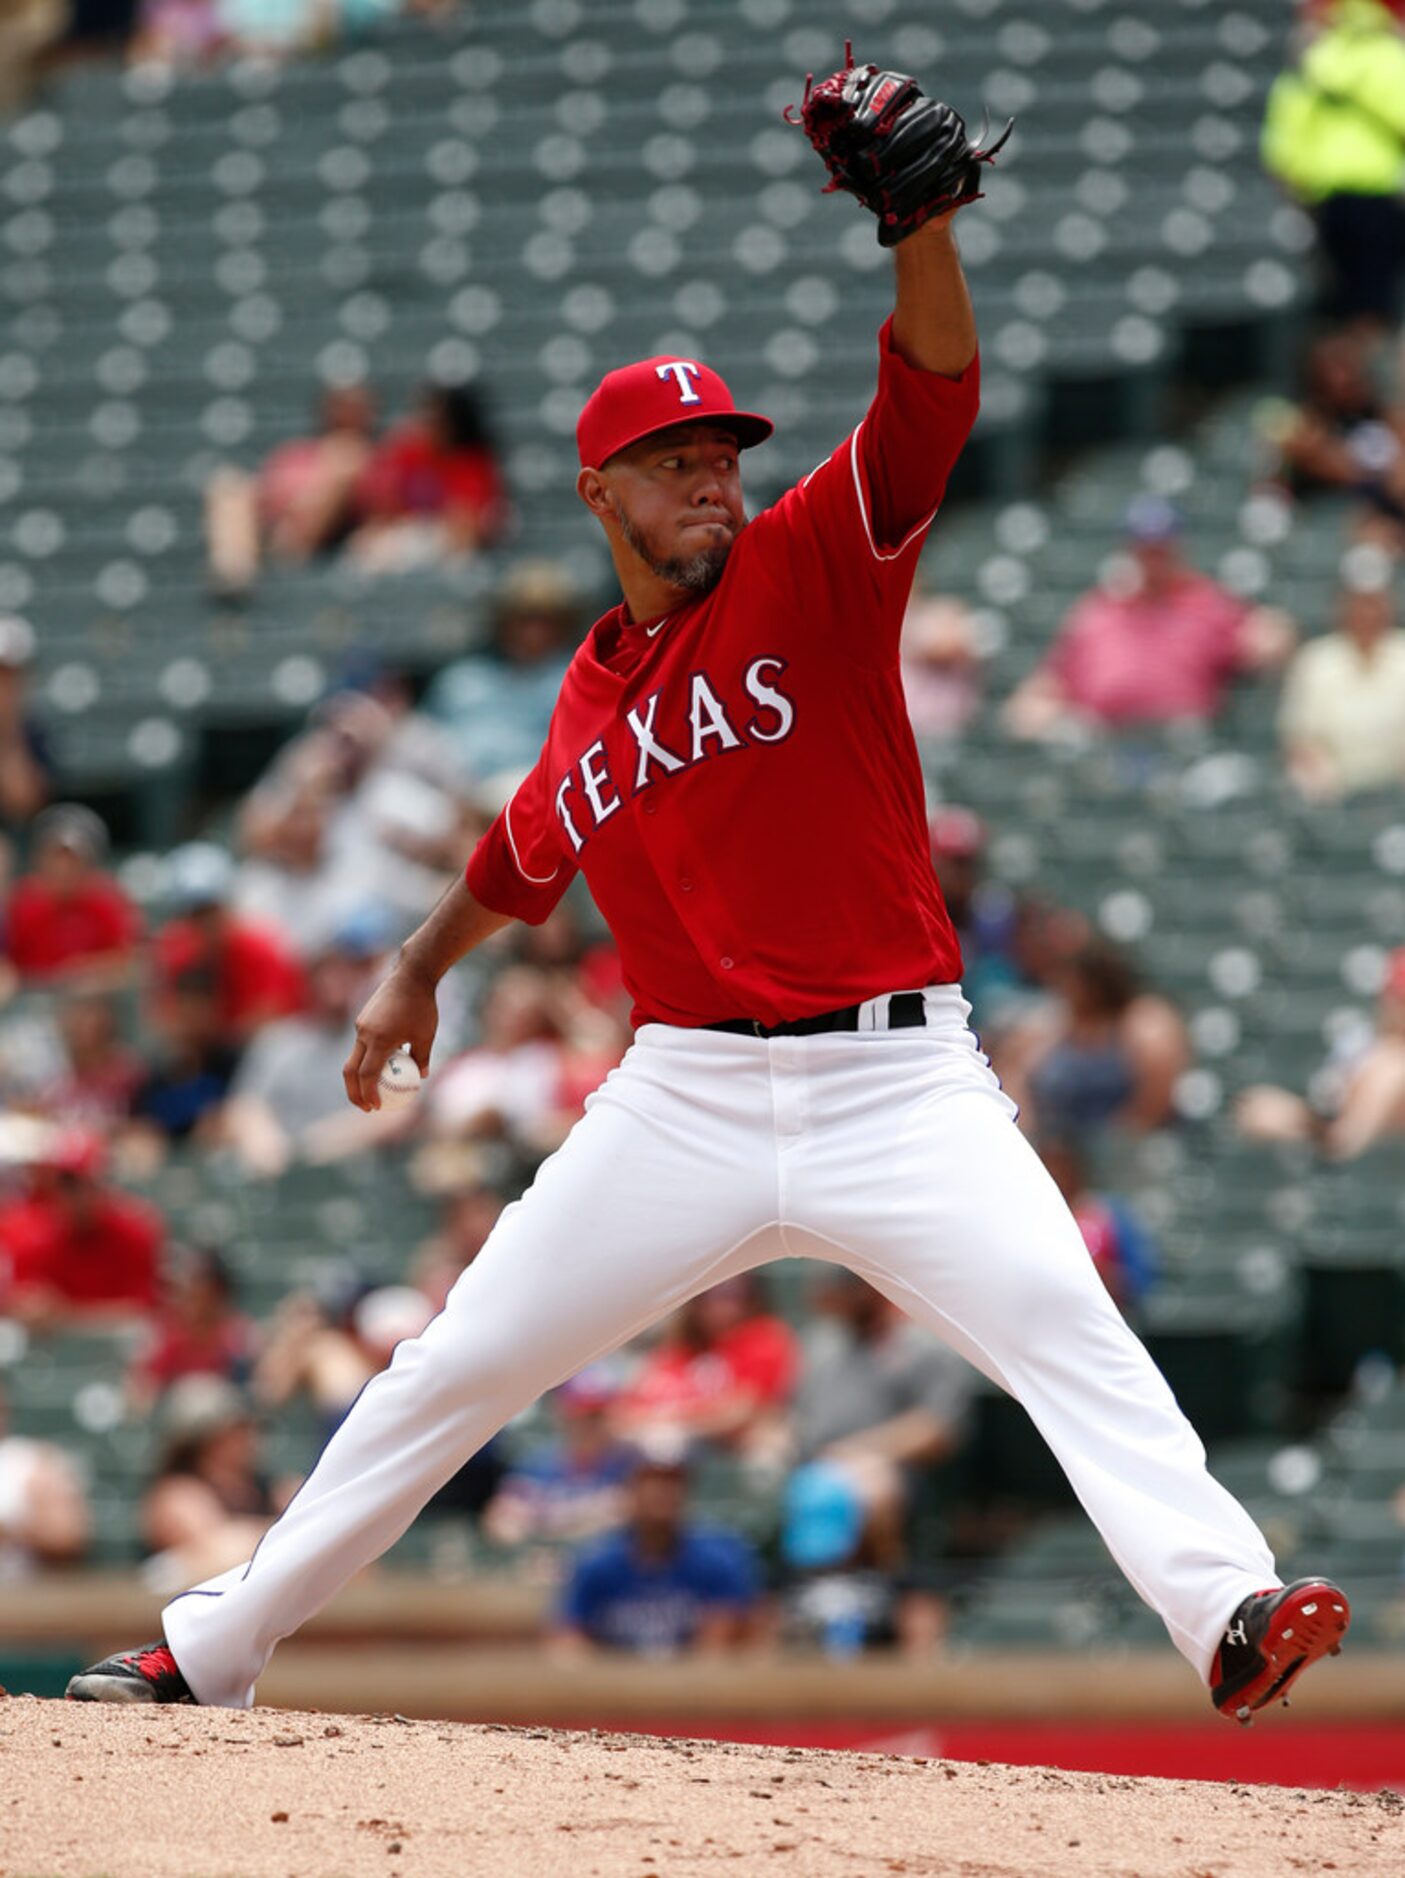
[467,319,979,1029]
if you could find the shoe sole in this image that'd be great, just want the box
[65,1673,162,1704]
[1223,1580,1351,1725]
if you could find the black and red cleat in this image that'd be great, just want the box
[66,1640,196,1705]
[1211,1578,1350,1725]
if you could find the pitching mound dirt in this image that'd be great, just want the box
[2,1697,1400,1876]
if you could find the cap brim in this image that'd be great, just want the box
[598,409,774,467]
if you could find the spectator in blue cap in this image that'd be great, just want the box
[1005,496,1296,739]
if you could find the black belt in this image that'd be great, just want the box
[703,991,927,1039]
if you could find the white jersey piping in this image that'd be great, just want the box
[505,799,561,885]
[848,421,939,561]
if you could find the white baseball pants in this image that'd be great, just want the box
[164,987,1278,1707]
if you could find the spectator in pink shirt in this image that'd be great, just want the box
[204,384,376,599]
[1005,498,1295,739]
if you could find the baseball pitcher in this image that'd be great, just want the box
[71,54,1348,1725]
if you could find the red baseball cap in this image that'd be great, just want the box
[576,355,772,470]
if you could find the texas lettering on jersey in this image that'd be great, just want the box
[555,658,796,857]
[467,318,981,1031]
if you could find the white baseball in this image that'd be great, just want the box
[376,1049,422,1110]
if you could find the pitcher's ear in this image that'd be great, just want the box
[577,465,610,518]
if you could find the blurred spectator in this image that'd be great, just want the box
[234,774,358,961]
[1259,332,1405,545]
[154,843,306,1044]
[1037,1136,1158,1319]
[205,383,377,598]
[0,1381,90,1579]
[612,1275,798,1464]
[1004,499,1295,739]
[238,687,472,951]
[1279,575,1405,798]
[219,913,392,1176]
[792,1272,974,1579]
[254,1278,440,1433]
[927,810,1095,1049]
[482,1364,634,1550]
[124,968,238,1168]
[34,994,144,1131]
[248,1273,500,1520]
[900,581,983,745]
[129,0,404,68]
[930,810,1029,1032]
[426,964,624,1163]
[553,1446,763,1657]
[129,0,228,67]
[221,0,399,59]
[513,900,630,1031]
[777,1458,943,1658]
[252,1278,385,1438]
[3,805,140,985]
[1001,939,1189,1138]
[128,1245,256,1414]
[424,562,578,798]
[1262,0,1405,330]
[0,0,67,112]
[411,1183,506,1311]
[349,383,507,573]
[0,617,52,833]
[1237,946,1405,1158]
[141,1376,294,1592]
[0,1130,162,1330]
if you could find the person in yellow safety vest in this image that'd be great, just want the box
[1263,0,1405,327]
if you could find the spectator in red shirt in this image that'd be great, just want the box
[1004,498,1295,738]
[128,1246,256,1415]
[3,805,140,983]
[613,1274,799,1464]
[152,843,305,1047]
[348,382,507,573]
[0,1129,162,1330]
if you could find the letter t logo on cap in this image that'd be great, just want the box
[656,360,703,405]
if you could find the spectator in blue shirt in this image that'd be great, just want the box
[553,1446,763,1657]
[424,562,579,803]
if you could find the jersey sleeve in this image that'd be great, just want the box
[758,318,979,664]
[464,748,578,926]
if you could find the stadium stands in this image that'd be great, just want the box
[0,0,1401,1655]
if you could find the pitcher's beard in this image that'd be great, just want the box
[615,507,734,595]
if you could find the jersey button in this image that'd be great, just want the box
[679,876,694,893]
[719,956,734,970]
[641,796,658,817]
